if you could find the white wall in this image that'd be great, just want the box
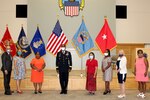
[0,0,27,42]
[27,0,116,69]
[27,0,116,48]
[116,0,150,43]
[0,0,28,68]
[0,0,116,69]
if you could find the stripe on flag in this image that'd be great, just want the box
[46,20,68,55]
[65,6,79,16]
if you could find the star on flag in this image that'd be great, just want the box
[102,34,107,40]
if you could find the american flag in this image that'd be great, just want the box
[46,20,68,55]
[64,1,79,17]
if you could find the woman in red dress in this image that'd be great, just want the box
[85,52,98,95]
[30,52,46,94]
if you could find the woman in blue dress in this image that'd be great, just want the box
[13,49,26,94]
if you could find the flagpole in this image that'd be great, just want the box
[80,15,84,78]
[56,14,59,79]
[57,15,59,20]
[37,24,39,28]
[80,57,83,77]
[82,15,84,21]
[21,24,23,28]
[104,16,108,51]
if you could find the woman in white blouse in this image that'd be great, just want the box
[116,50,127,98]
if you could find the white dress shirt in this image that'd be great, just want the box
[117,56,127,74]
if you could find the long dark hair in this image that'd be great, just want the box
[89,52,95,59]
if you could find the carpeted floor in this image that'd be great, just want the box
[0,90,150,100]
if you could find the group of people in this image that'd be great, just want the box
[0,44,72,95]
[1,44,149,99]
[85,49,127,98]
[85,49,149,99]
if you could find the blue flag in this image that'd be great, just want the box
[30,27,46,56]
[72,20,94,57]
[17,27,31,58]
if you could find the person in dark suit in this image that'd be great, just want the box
[56,44,72,94]
[1,46,13,95]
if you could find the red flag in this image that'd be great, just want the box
[0,27,16,56]
[95,19,117,54]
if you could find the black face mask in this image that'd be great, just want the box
[119,54,123,57]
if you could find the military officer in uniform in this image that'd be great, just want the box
[56,44,72,94]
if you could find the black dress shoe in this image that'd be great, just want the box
[64,90,67,94]
[60,91,64,94]
[4,92,12,95]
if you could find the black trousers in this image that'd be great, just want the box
[59,72,69,92]
[2,70,11,94]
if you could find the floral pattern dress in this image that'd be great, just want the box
[14,56,25,80]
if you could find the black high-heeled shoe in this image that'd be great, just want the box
[103,91,108,95]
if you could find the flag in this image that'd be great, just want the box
[95,19,117,54]
[0,27,16,56]
[16,27,31,58]
[30,27,46,56]
[72,20,94,57]
[64,1,79,16]
[46,20,68,55]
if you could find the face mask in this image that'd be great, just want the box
[61,47,65,51]
[17,51,22,56]
[119,54,123,57]
[89,56,94,59]
[104,53,108,56]
[6,49,11,53]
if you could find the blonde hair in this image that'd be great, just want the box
[118,49,125,55]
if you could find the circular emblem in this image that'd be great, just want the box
[19,36,29,48]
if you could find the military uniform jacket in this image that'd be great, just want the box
[56,50,72,72]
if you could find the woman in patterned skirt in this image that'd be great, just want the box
[14,49,26,94]
[85,52,98,95]
[102,49,112,95]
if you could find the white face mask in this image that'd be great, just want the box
[89,56,94,59]
[104,53,108,56]
[61,47,65,51]
[6,49,11,53]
